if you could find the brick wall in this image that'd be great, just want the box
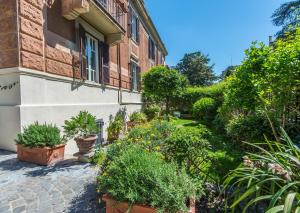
[0,0,18,68]
[0,0,165,90]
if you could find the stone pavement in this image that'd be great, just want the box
[0,150,103,213]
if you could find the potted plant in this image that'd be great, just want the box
[16,122,65,166]
[63,111,99,155]
[98,146,196,213]
[127,112,147,130]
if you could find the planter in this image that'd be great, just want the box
[102,194,196,213]
[75,135,97,155]
[17,144,65,166]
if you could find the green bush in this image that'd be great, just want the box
[107,110,126,143]
[224,129,300,212]
[164,127,210,183]
[226,113,273,142]
[192,97,217,121]
[175,82,225,113]
[143,104,161,120]
[129,112,147,124]
[16,123,63,148]
[63,111,98,140]
[98,147,195,213]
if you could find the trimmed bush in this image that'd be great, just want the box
[143,104,161,120]
[192,97,217,121]
[129,112,147,124]
[98,147,195,213]
[16,123,63,148]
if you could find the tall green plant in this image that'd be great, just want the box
[224,128,300,212]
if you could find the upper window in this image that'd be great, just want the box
[130,8,140,43]
[148,38,156,60]
[85,34,99,83]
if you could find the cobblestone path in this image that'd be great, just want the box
[0,150,102,213]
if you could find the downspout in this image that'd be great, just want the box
[117,43,122,104]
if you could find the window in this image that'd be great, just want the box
[85,34,99,82]
[148,38,156,60]
[130,8,139,43]
[130,61,141,91]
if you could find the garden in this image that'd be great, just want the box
[13,24,300,213]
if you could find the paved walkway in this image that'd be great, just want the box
[0,150,102,213]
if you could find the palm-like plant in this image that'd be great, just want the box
[272,0,300,38]
[224,128,300,212]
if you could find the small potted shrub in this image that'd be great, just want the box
[63,111,99,155]
[127,112,147,130]
[16,122,65,166]
[98,146,196,213]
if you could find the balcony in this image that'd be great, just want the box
[62,0,127,44]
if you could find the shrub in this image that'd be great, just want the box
[143,104,161,120]
[164,127,211,183]
[98,147,195,213]
[225,112,273,142]
[192,97,217,121]
[224,129,300,212]
[107,110,126,143]
[16,123,63,148]
[63,111,98,140]
[143,66,188,116]
[129,112,147,124]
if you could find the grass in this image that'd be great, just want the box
[171,118,244,183]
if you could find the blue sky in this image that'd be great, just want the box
[145,0,287,75]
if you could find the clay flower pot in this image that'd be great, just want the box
[17,144,65,166]
[75,135,97,154]
[102,194,196,213]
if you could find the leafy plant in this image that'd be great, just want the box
[143,66,188,117]
[63,111,98,140]
[224,128,300,212]
[98,146,195,213]
[129,112,147,124]
[107,110,126,143]
[143,104,161,120]
[192,97,217,121]
[16,122,63,148]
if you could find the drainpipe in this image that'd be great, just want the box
[117,43,122,104]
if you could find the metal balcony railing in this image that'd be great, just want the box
[94,0,126,29]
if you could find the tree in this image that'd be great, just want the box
[220,65,238,80]
[176,52,216,86]
[143,66,188,117]
[272,0,300,38]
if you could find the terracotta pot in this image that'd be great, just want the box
[75,135,97,154]
[17,144,65,166]
[102,194,196,213]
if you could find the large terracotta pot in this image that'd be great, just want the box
[75,135,97,154]
[17,144,65,166]
[102,194,196,213]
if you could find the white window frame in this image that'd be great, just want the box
[131,61,139,91]
[85,33,99,83]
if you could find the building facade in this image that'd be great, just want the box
[0,0,167,154]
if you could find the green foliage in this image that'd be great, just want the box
[98,147,195,213]
[164,128,211,182]
[224,129,300,212]
[90,148,106,165]
[16,122,63,148]
[63,111,98,140]
[142,104,161,120]
[176,82,225,113]
[176,51,216,86]
[192,97,217,121]
[220,65,238,80]
[107,110,126,143]
[226,113,273,143]
[272,1,300,38]
[143,66,188,115]
[129,112,147,124]
[222,33,300,139]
